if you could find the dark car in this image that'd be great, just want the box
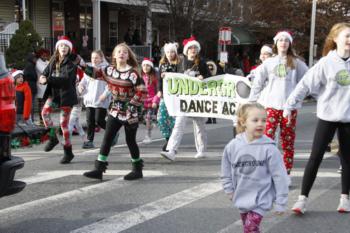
[0,52,25,197]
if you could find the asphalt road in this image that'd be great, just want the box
[0,102,346,233]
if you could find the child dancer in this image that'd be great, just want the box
[157,42,182,152]
[141,58,160,144]
[79,50,110,149]
[38,36,78,164]
[13,70,32,125]
[249,31,308,174]
[83,43,147,180]
[286,22,350,214]
[160,36,210,161]
[221,102,289,233]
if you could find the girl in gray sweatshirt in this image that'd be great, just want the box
[221,102,289,233]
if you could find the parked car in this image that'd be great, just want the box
[0,52,25,197]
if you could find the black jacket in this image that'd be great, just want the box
[23,53,38,96]
[42,56,78,107]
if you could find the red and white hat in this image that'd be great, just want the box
[183,36,201,55]
[164,42,178,54]
[11,69,24,79]
[273,31,293,44]
[55,36,73,51]
[142,58,154,68]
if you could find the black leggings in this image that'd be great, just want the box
[301,119,350,196]
[100,114,140,160]
[86,107,107,142]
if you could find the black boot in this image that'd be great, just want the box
[44,134,59,152]
[60,145,75,164]
[212,118,216,124]
[206,118,212,124]
[124,159,143,180]
[84,160,108,180]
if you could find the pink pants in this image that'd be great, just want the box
[41,98,72,147]
[240,211,263,233]
[265,108,297,174]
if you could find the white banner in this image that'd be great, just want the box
[163,73,251,120]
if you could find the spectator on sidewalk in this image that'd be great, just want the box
[23,52,38,122]
[13,70,33,125]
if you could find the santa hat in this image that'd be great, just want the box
[260,45,273,54]
[55,36,73,51]
[183,36,201,55]
[273,31,293,44]
[11,69,24,79]
[142,58,154,68]
[164,42,178,54]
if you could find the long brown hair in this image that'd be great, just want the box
[272,43,297,69]
[159,53,181,65]
[49,47,71,75]
[322,22,350,57]
[236,103,266,134]
[141,65,157,85]
[111,43,138,70]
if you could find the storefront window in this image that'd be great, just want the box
[52,1,64,39]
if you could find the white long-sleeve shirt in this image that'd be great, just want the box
[249,55,308,110]
[285,50,350,122]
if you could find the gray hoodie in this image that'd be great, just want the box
[285,50,350,122]
[221,133,289,216]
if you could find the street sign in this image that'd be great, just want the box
[219,27,232,45]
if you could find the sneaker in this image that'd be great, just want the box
[82,141,95,149]
[194,152,206,159]
[338,166,342,173]
[142,135,152,144]
[337,195,350,213]
[292,195,308,214]
[160,150,175,161]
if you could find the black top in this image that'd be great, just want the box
[182,56,210,79]
[42,56,78,107]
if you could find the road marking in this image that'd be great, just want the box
[0,173,165,221]
[20,170,166,185]
[216,182,339,233]
[71,181,222,233]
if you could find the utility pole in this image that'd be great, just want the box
[308,0,317,67]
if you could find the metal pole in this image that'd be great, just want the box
[308,0,317,67]
[22,0,26,20]
[92,0,101,50]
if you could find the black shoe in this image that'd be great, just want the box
[44,135,59,152]
[60,145,74,164]
[124,159,143,180]
[82,141,95,149]
[212,118,216,124]
[84,160,108,180]
[162,140,168,152]
[206,119,212,124]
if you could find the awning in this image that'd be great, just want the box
[231,27,256,45]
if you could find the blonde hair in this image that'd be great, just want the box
[91,49,105,60]
[236,103,266,134]
[322,22,350,57]
[159,53,181,65]
[111,43,138,69]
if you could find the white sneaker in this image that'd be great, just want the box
[337,195,350,213]
[160,150,176,161]
[194,152,206,159]
[292,195,307,214]
[142,135,152,144]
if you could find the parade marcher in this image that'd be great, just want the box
[157,42,182,152]
[221,102,289,233]
[23,52,38,122]
[206,60,218,124]
[38,36,79,164]
[247,44,273,82]
[35,48,50,125]
[249,31,308,174]
[83,43,147,180]
[286,22,350,214]
[160,36,210,161]
[68,67,86,143]
[13,70,32,125]
[79,50,110,149]
[141,58,160,144]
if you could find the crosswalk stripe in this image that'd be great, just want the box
[21,170,166,185]
[216,181,340,233]
[71,181,222,233]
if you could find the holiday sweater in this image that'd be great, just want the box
[85,65,147,124]
[142,73,159,109]
[15,81,32,120]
